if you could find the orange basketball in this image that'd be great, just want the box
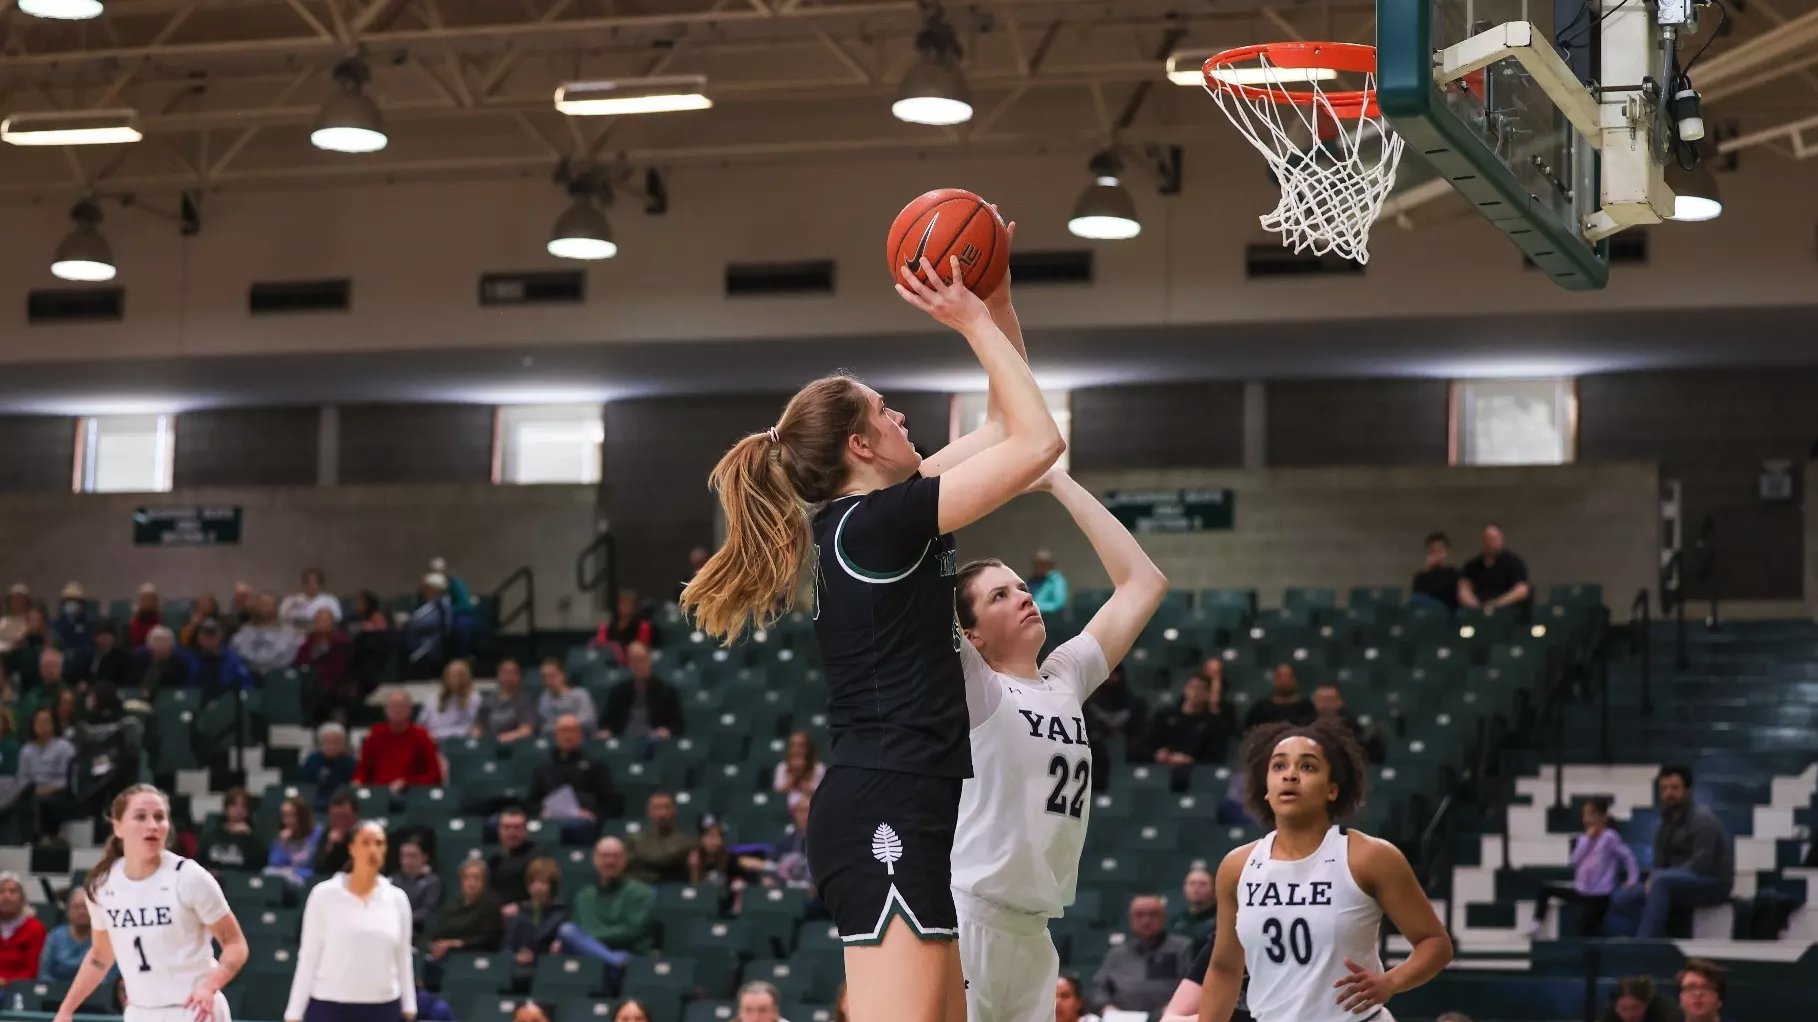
[886,188,1010,300]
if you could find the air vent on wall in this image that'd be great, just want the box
[28,287,123,324]
[1007,250,1094,285]
[1244,244,1365,278]
[480,271,585,307]
[726,260,835,297]
[249,278,350,315]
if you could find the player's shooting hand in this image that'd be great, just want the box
[897,256,991,333]
[984,205,1016,311]
[1333,959,1397,1014]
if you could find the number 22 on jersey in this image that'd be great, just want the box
[1044,754,1090,819]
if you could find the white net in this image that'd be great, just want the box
[1205,52,1405,264]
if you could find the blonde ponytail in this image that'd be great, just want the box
[680,374,872,644]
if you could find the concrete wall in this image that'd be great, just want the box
[958,462,1661,607]
[0,484,601,628]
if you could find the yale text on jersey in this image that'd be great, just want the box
[1243,881,1334,907]
[106,905,176,928]
[1017,710,1088,745]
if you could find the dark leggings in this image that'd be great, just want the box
[1533,882,1612,936]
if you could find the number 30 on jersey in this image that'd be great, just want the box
[1044,754,1090,819]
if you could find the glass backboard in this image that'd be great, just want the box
[1377,0,1609,289]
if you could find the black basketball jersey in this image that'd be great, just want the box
[811,476,971,779]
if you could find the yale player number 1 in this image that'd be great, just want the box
[1043,755,1090,819]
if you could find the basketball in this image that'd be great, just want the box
[886,188,1010,300]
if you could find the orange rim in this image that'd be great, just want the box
[1203,41,1381,118]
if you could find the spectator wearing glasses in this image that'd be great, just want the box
[1087,894,1194,1014]
[1676,959,1730,1022]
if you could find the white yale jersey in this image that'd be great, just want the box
[91,851,233,1008]
[952,634,1110,917]
[1235,826,1388,1022]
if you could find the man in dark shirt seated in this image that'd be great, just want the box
[1147,673,1235,768]
[1411,531,1461,613]
[599,642,685,741]
[1241,664,1317,733]
[529,714,619,844]
[1459,523,1533,615]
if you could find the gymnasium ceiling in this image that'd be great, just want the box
[2,0,1817,203]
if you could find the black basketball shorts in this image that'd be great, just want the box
[806,765,963,946]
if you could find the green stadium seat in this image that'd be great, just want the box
[433,816,486,866]
[619,956,696,1002]
[240,906,301,941]
[682,1001,738,1022]
[401,785,457,826]
[264,668,307,725]
[741,958,816,1002]
[532,955,609,999]
[653,882,724,923]
[739,886,810,956]
[219,872,284,909]
[556,998,622,1022]
[467,996,537,1022]
[15,979,71,1012]
[675,918,752,998]
[784,1003,838,1022]
[440,951,512,998]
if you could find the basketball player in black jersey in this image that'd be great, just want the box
[682,230,1060,1022]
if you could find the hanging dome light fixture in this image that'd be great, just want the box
[893,9,972,126]
[51,200,117,282]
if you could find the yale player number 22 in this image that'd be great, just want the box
[1044,755,1090,819]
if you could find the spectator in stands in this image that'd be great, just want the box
[418,659,482,741]
[1457,523,1532,615]
[132,625,191,695]
[187,620,252,703]
[51,583,92,655]
[294,608,355,723]
[688,818,735,888]
[404,573,457,681]
[599,642,684,742]
[1084,665,1147,767]
[280,568,342,631]
[348,591,393,696]
[1606,765,1733,938]
[506,857,569,978]
[0,585,32,651]
[198,786,264,873]
[429,557,477,625]
[265,796,320,889]
[1676,959,1729,1022]
[613,1001,653,1022]
[127,584,163,648]
[37,647,70,695]
[8,610,54,682]
[232,593,303,676]
[1598,976,1675,1022]
[50,687,78,738]
[0,873,45,981]
[763,793,813,893]
[1523,796,1637,938]
[75,621,128,688]
[414,989,456,1022]
[488,806,543,905]
[1028,548,1069,615]
[1312,684,1386,764]
[596,589,656,656]
[1147,673,1234,769]
[311,789,360,877]
[556,836,654,968]
[771,730,823,811]
[1411,532,1461,614]
[355,690,445,794]
[528,714,616,842]
[1169,866,1216,947]
[536,661,596,739]
[1055,975,1099,1022]
[1088,894,1195,1013]
[38,888,106,983]
[426,858,505,958]
[230,583,255,627]
[395,837,441,935]
[179,594,226,650]
[301,723,357,810]
[1240,664,1316,733]
[21,707,75,844]
[476,658,539,744]
[349,591,388,635]
[736,982,784,1022]
[625,791,694,886]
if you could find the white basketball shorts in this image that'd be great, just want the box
[955,889,1061,1022]
[125,991,231,1022]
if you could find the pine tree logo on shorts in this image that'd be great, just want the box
[872,824,904,875]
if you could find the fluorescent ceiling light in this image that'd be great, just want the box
[556,76,712,116]
[2,109,141,146]
[1166,50,1340,87]
[17,0,102,19]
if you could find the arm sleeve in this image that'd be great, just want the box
[1040,634,1111,700]
[1685,814,1727,876]
[284,886,326,1021]
[412,732,444,785]
[1087,955,1117,1012]
[180,859,233,925]
[1614,836,1641,885]
[395,891,418,1017]
[958,641,1003,729]
[832,477,942,579]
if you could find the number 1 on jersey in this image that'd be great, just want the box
[1044,754,1090,819]
[132,935,151,972]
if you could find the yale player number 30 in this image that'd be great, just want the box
[1044,755,1090,819]
[1259,916,1313,966]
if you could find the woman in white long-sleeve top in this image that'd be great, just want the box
[285,822,417,1022]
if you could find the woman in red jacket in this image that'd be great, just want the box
[0,871,46,982]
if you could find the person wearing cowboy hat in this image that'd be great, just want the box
[50,583,92,656]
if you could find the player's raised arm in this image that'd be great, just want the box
[896,255,1062,535]
[1196,844,1253,1022]
[1041,471,1167,679]
[920,211,1024,480]
[51,929,116,1022]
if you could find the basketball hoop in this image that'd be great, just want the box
[1203,42,1404,264]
